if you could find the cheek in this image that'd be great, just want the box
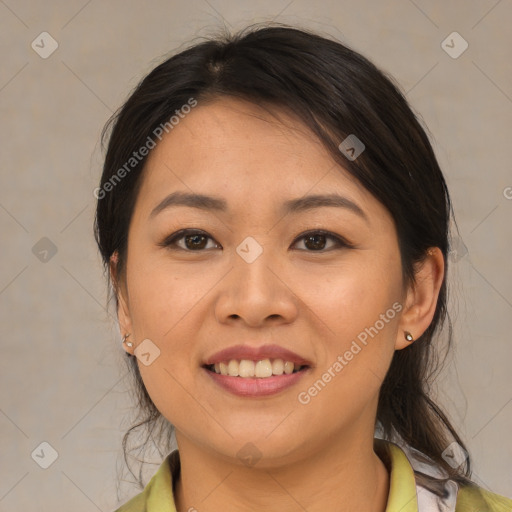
[125,255,220,422]
[295,298,399,431]
[295,254,402,336]
[127,253,213,337]
[294,255,402,391]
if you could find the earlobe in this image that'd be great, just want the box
[122,333,133,348]
[395,247,445,350]
[110,252,133,353]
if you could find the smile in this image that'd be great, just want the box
[202,361,310,397]
[204,358,307,378]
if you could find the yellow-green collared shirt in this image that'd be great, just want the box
[114,439,512,511]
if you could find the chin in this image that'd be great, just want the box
[204,432,306,469]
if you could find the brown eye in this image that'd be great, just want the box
[160,230,220,251]
[183,233,208,250]
[291,230,352,252]
[159,229,352,253]
[304,233,328,250]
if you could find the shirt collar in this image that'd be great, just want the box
[139,439,454,512]
[143,449,178,512]
[375,438,419,512]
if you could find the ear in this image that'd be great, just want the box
[110,251,133,355]
[395,247,445,350]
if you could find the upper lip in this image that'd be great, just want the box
[203,344,313,366]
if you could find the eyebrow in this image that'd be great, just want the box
[149,191,368,222]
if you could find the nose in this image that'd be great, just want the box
[214,247,299,328]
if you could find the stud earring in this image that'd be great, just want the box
[404,331,414,342]
[122,333,133,347]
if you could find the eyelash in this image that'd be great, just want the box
[158,229,354,253]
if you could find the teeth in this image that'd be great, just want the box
[239,360,255,377]
[227,359,239,376]
[255,359,272,378]
[219,362,229,376]
[272,358,284,375]
[284,361,294,375]
[210,358,304,378]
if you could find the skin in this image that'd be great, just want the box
[112,97,444,512]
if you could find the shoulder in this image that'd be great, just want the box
[110,450,179,512]
[456,484,512,512]
[112,491,146,512]
[375,437,512,512]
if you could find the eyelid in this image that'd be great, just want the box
[159,228,354,251]
[158,229,220,250]
[291,229,355,250]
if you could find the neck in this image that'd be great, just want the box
[173,429,390,512]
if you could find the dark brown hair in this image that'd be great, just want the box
[94,22,473,492]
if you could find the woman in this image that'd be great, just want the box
[94,23,512,512]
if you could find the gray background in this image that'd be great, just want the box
[1,1,511,510]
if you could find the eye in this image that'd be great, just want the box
[291,230,353,252]
[159,229,220,251]
[159,228,352,253]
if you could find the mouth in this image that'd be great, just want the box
[202,359,310,378]
[202,359,311,397]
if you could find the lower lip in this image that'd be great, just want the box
[203,367,310,397]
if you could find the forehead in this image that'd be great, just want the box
[134,97,385,222]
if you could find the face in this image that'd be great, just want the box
[115,97,410,467]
